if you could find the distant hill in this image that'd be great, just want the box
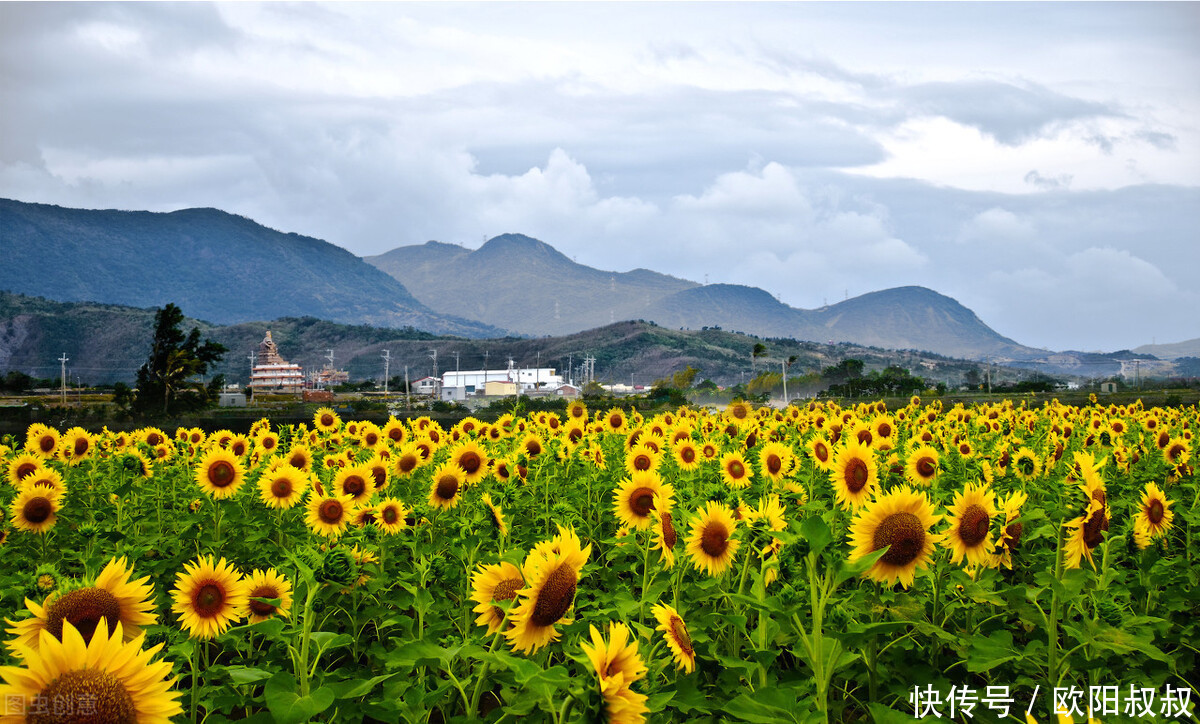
[1134,338,1200,360]
[0,199,502,338]
[368,235,1042,361]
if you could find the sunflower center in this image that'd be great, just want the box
[23,496,53,524]
[382,506,399,525]
[16,461,38,480]
[766,454,782,475]
[526,441,542,456]
[530,564,576,627]
[270,477,293,498]
[45,588,121,644]
[633,454,652,471]
[318,499,344,524]
[873,512,925,567]
[815,442,829,463]
[73,438,89,456]
[1005,522,1024,550]
[32,669,135,724]
[207,460,236,488]
[436,474,459,501]
[1018,457,1035,476]
[320,414,335,427]
[844,458,869,494]
[916,457,936,478]
[459,452,482,474]
[700,521,730,558]
[661,512,677,549]
[38,435,57,453]
[681,447,695,463]
[398,455,418,473]
[878,423,892,438]
[1167,444,1184,463]
[193,583,226,617]
[629,487,656,517]
[728,461,745,479]
[857,430,872,445]
[958,505,990,547]
[248,586,279,617]
[492,578,524,602]
[288,452,307,468]
[669,615,694,655]
[1148,499,1164,525]
[342,475,366,497]
[1082,509,1109,549]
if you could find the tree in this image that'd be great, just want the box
[751,342,767,372]
[133,304,226,416]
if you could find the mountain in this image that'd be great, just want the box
[366,234,698,335]
[368,235,1041,361]
[1134,338,1200,360]
[0,199,501,338]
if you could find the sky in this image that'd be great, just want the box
[2,2,1198,352]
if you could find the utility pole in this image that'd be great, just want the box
[404,365,411,410]
[58,353,68,406]
[382,350,390,398]
[986,358,992,395]
[568,352,573,387]
[1135,360,1141,390]
[483,350,490,388]
[429,349,438,394]
[536,351,540,391]
[782,358,788,406]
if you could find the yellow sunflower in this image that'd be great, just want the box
[720,450,754,489]
[993,490,1028,569]
[671,440,701,471]
[10,487,60,535]
[382,418,408,446]
[450,440,489,485]
[848,486,942,589]
[333,463,374,506]
[470,561,525,634]
[60,427,95,466]
[581,622,649,724]
[506,528,591,654]
[757,441,792,483]
[245,568,293,624]
[903,445,940,487]
[943,483,998,567]
[305,493,356,539]
[481,493,508,537]
[1134,481,1173,541]
[830,440,879,510]
[650,509,679,568]
[612,471,674,531]
[24,423,61,459]
[651,603,696,673]
[808,433,834,470]
[283,443,314,472]
[4,556,157,657]
[6,452,42,488]
[1012,447,1042,481]
[0,619,181,723]
[194,447,246,500]
[520,432,546,459]
[257,464,309,509]
[393,443,424,478]
[18,467,66,498]
[428,461,465,510]
[170,556,249,640]
[1064,498,1109,570]
[685,501,740,577]
[313,407,341,433]
[375,497,410,534]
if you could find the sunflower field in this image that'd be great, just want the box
[0,397,1197,724]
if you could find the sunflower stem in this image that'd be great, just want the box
[468,625,507,719]
[1047,518,1066,684]
[189,641,200,724]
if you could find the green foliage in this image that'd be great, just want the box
[132,303,226,416]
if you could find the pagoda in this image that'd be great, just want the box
[249,331,305,392]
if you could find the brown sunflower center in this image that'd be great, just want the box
[857,430,873,445]
[73,437,90,456]
[680,447,695,463]
[873,512,925,567]
[492,577,524,602]
[459,451,482,474]
[728,460,746,479]
[530,564,576,627]
[815,442,829,463]
[1004,522,1024,550]
[435,474,459,501]
[629,487,656,517]
[248,585,279,617]
[45,588,121,643]
[958,505,990,547]
[1147,499,1164,525]
[23,496,53,524]
[398,454,418,473]
[766,454,782,475]
[633,454,652,471]
[844,458,869,494]
[1082,509,1109,549]
[16,461,38,480]
[38,435,57,453]
[381,506,400,524]
[700,521,730,558]
[568,428,583,443]
[669,615,694,656]
[193,583,226,617]
[661,511,677,549]
[31,669,135,724]
[318,499,344,524]
[877,422,892,438]
[320,413,335,428]
[526,441,542,457]
[342,474,366,497]
[207,460,236,488]
[270,477,293,499]
[915,457,936,478]
[1166,444,1185,463]
[288,452,307,468]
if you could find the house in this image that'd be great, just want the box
[412,376,439,396]
[249,331,304,392]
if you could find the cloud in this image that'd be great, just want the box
[1023,170,1073,190]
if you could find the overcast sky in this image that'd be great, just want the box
[2,2,1198,352]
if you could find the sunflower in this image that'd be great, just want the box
[194,447,246,500]
[651,603,696,673]
[993,490,1028,569]
[481,493,508,537]
[5,556,157,656]
[624,444,661,476]
[685,501,740,577]
[581,622,649,724]
[650,509,678,568]
[60,427,95,466]
[506,528,591,654]
[333,463,374,505]
[393,444,424,478]
[670,439,700,471]
[470,562,525,634]
[1134,481,1173,540]
[748,493,787,533]
[170,557,248,641]
[1162,437,1190,467]
[283,443,314,472]
[257,464,309,509]
[305,493,356,539]
[450,440,489,485]
[604,408,628,433]
[757,441,792,483]
[10,487,60,535]
[0,619,181,723]
[1012,447,1042,481]
[245,569,293,624]
[18,467,66,499]
[720,450,753,490]
[25,423,61,459]
[1063,498,1109,570]
[375,498,410,535]
[943,483,998,567]
[848,486,942,589]
[382,418,408,446]
[612,471,674,531]
[520,432,546,459]
[313,407,341,433]
[6,452,42,487]
[830,440,879,510]
[428,462,465,510]
[808,433,834,470]
[903,445,940,487]
[726,400,751,421]
[255,431,281,458]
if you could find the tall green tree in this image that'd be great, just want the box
[133,303,226,416]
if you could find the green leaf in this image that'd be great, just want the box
[386,639,448,669]
[724,687,803,723]
[308,631,353,652]
[834,547,889,587]
[329,673,396,700]
[263,673,335,724]
[226,666,275,685]
[966,630,1018,673]
[670,674,712,715]
[868,702,919,723]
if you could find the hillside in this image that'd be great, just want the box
[0,199,501,337]
[1134,338,1200,360]
[369,235,1042,361]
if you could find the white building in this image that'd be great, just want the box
[441,359,563,398]
[249,331,305,392]
[412,376,439,396]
